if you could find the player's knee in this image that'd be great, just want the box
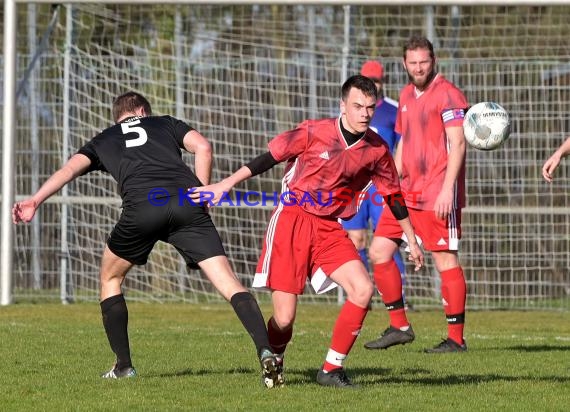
[369,237,398,264]
[272,313,295,330]
[347,279,374,307]
[100,269,121,282]
[433,251,460,273]
[368,244,387,264]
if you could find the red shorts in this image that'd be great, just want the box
[374,207,462,251]
[253,205,360,295]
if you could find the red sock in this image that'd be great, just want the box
[373,260,409,329]
[440,266,467,344]
[267,317,293,355]
[322,300,368,372]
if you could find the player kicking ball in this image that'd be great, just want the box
[190,75,424,387]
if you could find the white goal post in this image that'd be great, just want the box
[2,1,570,309]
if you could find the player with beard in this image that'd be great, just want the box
[364,35,470,353]
[190,75,424,387]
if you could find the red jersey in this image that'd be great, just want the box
[396,74,468,210]
[268,117,401,220]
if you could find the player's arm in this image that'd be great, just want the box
[188,151,279,205]
[12,153,91,224]
[182,130,213,185]
[435,125,466,220]
[542,136,570,182]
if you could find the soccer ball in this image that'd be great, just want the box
[463,102,511,151]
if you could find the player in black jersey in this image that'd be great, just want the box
[12,91,283,387]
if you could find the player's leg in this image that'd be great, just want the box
[99,202,164,378]
[364,208,414,350]
[370,198,412,311]
[99,245,136,378]
[392,249,412,309]
[315,259,372,387]
[311,221,372,387]
[425,250,467,353]
[252,205,318,386]
[197,255,274,358]
[267,290,297,379]
[415,208,467,353]
[369,200,408,306]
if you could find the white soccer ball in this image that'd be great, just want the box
[463,102,511,151]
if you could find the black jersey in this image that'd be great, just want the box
[78,115,202,205]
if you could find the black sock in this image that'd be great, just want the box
[100,294,132,369]
[230,292,272,358]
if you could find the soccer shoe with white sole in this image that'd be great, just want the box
[259,350,284,388]
[101,365,137,379]
[424,338,467,353]
[363,325,415,350]
[316,368,356,388]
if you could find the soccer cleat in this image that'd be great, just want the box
[424,338,467,353]
[259,349,284,388]
[363,325,415,350]
[316,368,356,388]
[101,364,137,379]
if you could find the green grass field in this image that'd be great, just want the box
[1,303,569,411]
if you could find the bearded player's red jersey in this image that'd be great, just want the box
[396,74,468,210]
[267,117,401,220]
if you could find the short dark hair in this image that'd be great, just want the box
[112,91,152,123]
[341,75,377,101]
[403,35,435,60]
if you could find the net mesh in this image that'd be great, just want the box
[5,4,570,309]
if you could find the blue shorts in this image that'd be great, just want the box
[341,186,384,231]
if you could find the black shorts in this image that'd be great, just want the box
[107,197,226,268]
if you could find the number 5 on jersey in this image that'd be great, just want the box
[121,120,148,148]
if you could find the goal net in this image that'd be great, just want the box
[6,3,570,309]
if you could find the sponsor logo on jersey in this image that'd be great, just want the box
[319,151,330,160]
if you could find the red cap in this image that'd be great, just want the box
[360,60,384,79]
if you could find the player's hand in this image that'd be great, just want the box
[12,199,38,224]
[434,189,454,220]
[187,180,232,207]
[407,240,424,271]
[542,154,561,182]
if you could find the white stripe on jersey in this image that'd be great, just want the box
[356,181,373,212]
